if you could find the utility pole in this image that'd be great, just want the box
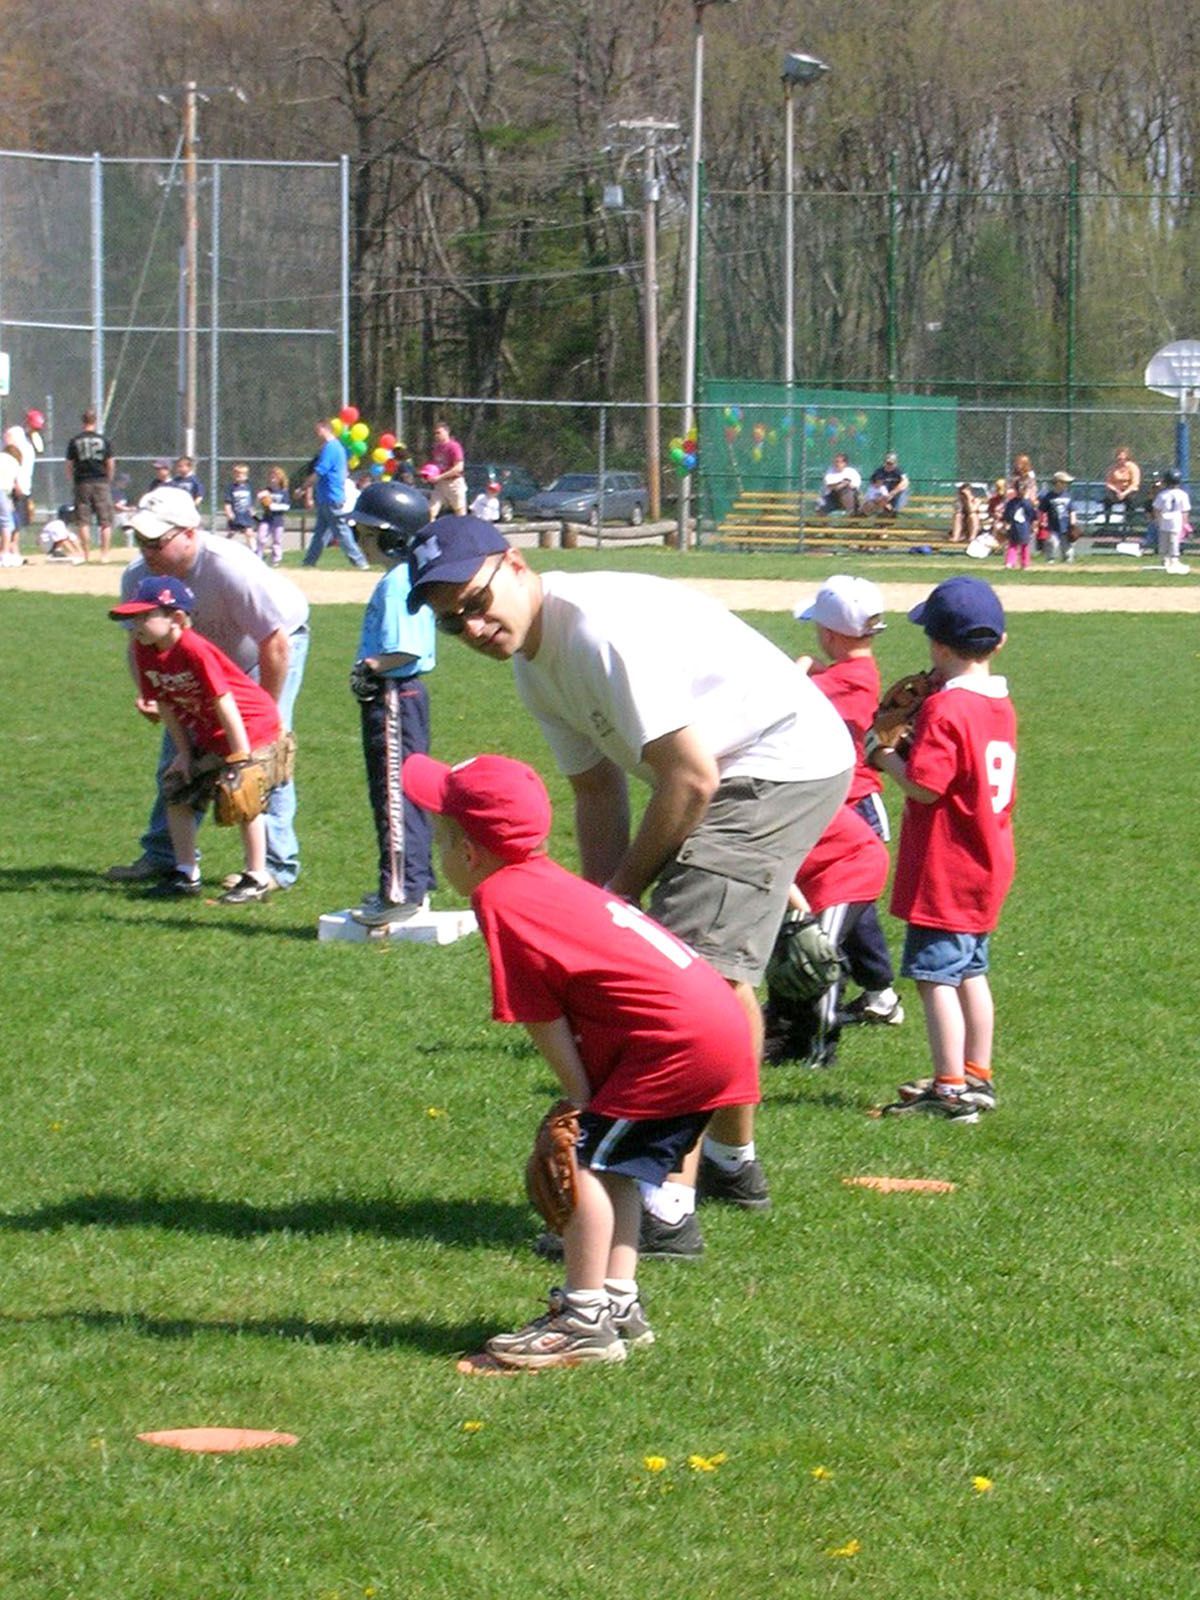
[617,119,678,524]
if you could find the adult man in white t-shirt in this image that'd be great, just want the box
[407,516,854,1255]
[818,452,861,514]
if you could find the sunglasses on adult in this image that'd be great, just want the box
[434,551,506,634]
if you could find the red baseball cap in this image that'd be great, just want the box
[403,753,551,862]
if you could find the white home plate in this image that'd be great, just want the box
[318,906,477,945]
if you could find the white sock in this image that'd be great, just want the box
[563,1288,607,1315]
[866,987,898,1009]
[637,1178,695,1225]
[604,1277,639,1313]
[702,1137,755,1174]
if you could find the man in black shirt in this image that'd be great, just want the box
[65,408,115,561]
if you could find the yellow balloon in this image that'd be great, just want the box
[350,421,370,443]
[371,446,389,464]
[330,418,345,437]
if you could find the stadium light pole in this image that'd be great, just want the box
[678,0,739,550]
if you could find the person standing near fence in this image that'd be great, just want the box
[302,419,368,569]
[66,408,115,561]
[425,421,467,519]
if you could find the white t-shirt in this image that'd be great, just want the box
[122,532,309,673]
[0,453,18,496]
[513,571,853,784]
[1153,486,1191,534]
[470,491,501,523]
[823,464,861,491]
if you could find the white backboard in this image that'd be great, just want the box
[1145,340,1200,401]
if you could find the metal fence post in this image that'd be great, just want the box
[596,404,607,547]
[339,154,350,409]
[209,161,221,514]
[91,153,104,420]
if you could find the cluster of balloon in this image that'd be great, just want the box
[329,405,405,480]
[802,408,871,447]
[668,432,699,474]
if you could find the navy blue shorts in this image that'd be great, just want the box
[576,1110,711,1187]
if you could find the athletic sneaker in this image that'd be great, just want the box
[106,855,174,884]
[351,894,428,928]
[639,1209,705,1259]
[896,1071,996,1111]
[221,870,281,893]
[219,872,274,905]
[611,1298,656,1349]
[839,992,905,1027]
[882,1085,979,1123]
[696,1154,771,1211]
[144,870,202,899]
[486,1294,625,1370]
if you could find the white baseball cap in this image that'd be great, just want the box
[794,574,887,637]
[121,486,202,542]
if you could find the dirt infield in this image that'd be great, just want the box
[2,552,1197,613]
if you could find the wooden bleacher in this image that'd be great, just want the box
[715,490,962,552]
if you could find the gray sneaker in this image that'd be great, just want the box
[639,1209,705,1259]
[882,1085,979,1123]
[696,1155,771,1211]
[351,894,427,928]
[897,1072,996,1111]
[486,1292,625,1370]
[611,1298,655,1349]
[106,855,173,884]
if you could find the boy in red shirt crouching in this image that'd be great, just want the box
[109,576,286,905]
[867,577,1016,1122]
[402,751,758,1372]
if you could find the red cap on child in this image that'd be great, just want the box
[403,753,551,862]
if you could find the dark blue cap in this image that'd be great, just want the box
[908,576,1005,650]
[109,575,196,618]
[406,516,508,613]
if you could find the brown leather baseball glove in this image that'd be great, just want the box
[524,1100,581,1233]
[866,669,940,765]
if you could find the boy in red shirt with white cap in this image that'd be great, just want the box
[402,750,758,1372]
[867,577,1017,1121]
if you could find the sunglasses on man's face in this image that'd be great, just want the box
[434,552,507,635]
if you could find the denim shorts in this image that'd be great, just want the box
[576,1110,711,1187]
[901,926,990,986]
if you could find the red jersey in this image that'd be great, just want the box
[810,655,882,801]
[135,629,281,757]
[796,804,890,914]
[890,677,1017,933]
[432,435,464,473]
[472,854,759,1120]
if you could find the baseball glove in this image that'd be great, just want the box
[867,669,939,763]
[765,912,841,1005]
[213,756,271,827]
[524,1099,581,1233]
[350,659,385,703]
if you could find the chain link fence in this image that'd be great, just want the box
[0,147,347,517]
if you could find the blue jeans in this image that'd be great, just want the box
[302,502,367,568]
[139,625,309,886]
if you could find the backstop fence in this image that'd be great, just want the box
[0,147,348,513]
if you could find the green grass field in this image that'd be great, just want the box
[0,588,1195,1599]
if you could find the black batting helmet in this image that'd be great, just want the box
[351,481,432,556]
[1162,467,1182,487]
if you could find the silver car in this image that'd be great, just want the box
[522,471,649,527]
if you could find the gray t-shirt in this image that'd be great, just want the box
[122,533,309,673]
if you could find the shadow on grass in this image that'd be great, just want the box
[0,1192,532,1249]
[0,1307,496,1355]
[0,865,109,894]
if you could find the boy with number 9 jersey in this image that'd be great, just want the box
[868,578,1016,1122]
[402,751,758,1372]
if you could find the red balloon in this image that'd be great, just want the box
[378,432,396,451]
[339,405,359,426]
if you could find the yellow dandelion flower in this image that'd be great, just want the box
[426,1106,447,1118]
[461,1420,484,1433]
[688,1454,723,1472]
[49,1121,63,1133]
[972,1475,994,1493]
[811,1465,833,1480]
[827,1539,861,1559]
[643,1455,668,1472]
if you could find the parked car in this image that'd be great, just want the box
[521,471,649,527]
[463,462,540,524]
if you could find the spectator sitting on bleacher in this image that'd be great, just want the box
[818,453,862,514]
[861,452,909,515]
[950,483,983,544]
[1102,446,1140,527]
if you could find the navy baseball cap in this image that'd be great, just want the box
[908,576,1005,650]
[109,575,196,618]
[406,515,508,613]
